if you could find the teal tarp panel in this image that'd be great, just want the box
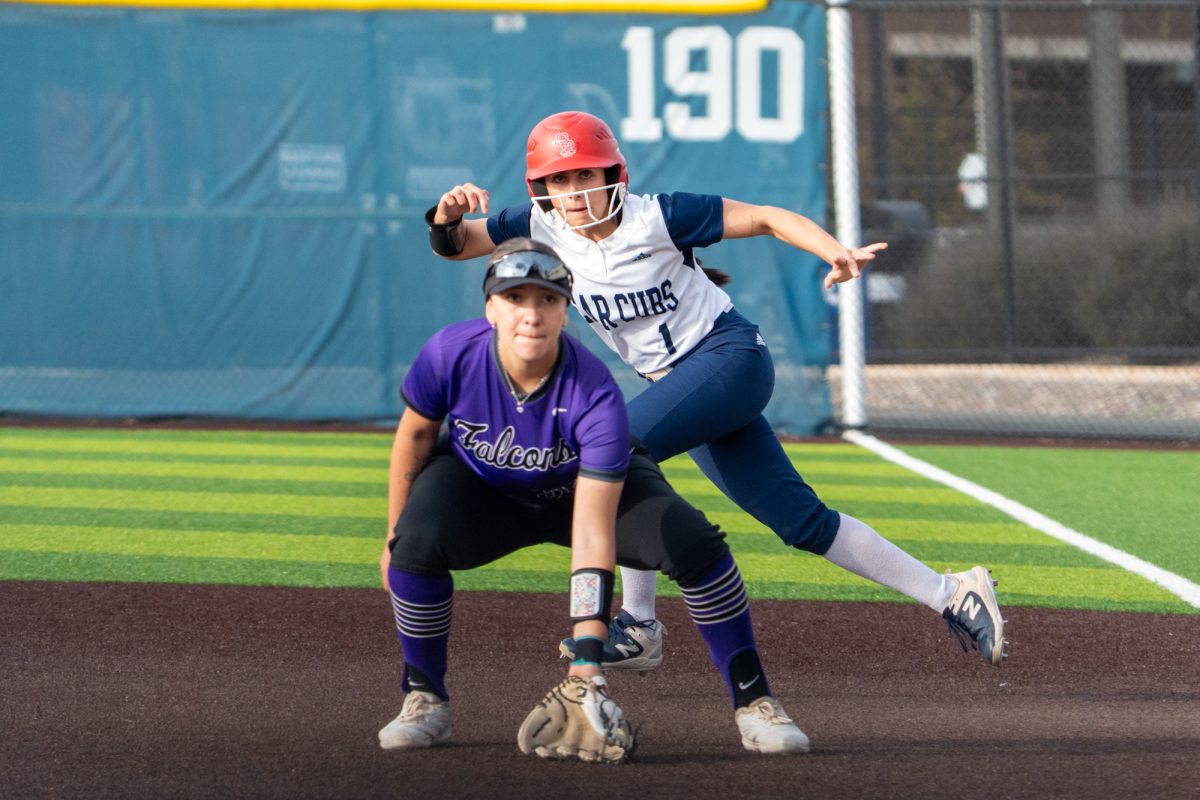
[0,4,831,432]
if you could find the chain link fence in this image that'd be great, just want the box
[830,0,1200,440]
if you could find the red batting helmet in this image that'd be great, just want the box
[525,111,629,196]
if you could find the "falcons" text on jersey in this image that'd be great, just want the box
[454,420,578,472]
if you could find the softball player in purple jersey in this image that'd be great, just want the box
[425,112,1007,671]
[378,238,809,755]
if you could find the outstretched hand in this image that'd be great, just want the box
[434,182,490,224]
[823,242,888,289]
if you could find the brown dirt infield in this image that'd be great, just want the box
[2,580,1198,800]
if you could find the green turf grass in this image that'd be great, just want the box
[0,427,1193,614]
[895,443,1200,585]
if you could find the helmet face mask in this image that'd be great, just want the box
[525,112,629,230]
[530,177,628,231]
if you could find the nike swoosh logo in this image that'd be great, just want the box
[552,408,568,415]
[737,675,761,690]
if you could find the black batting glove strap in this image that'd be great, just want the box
[426,205,466,256]
[571,635,605,667]
[569,568,614,624]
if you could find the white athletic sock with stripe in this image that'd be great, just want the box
[823,513,957,612]
[618,567,658,622]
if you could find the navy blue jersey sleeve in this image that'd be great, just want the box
[486,201,534,244]
[657,192,724,249]
[399,334,450,421]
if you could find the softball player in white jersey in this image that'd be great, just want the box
[425,111,1007,671]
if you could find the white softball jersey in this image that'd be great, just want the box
[487,192,734,375]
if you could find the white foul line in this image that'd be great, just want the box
[843,430,1200,609]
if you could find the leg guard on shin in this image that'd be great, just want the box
[388,566,453,700]
[680,553,769,708]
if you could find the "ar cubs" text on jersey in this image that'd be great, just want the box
[576,279,679,331]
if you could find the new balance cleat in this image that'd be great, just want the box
[943,566,1006,666]
[378,690,452,749]
[735,696,810,755]
[559,609,665,672]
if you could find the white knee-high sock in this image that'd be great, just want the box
[823,513,957,611]
[618,567,658,622]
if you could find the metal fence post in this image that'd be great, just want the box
[972,4,1017,361]
[828,0,867,429]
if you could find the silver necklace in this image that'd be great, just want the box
[500,366,552,414]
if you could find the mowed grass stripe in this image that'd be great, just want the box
[857,518,1056,546]
[0,550,569,593]
[684,493,1017,523]
[859,541,1105,568]
[0,530,568,586]
[0,449,389,471]
[0,427,389,448]
[727,554,1186,605]
[2,525,377,564]
[680,471,934,489]
[663,459,928,482]
[667,477,976,506]
[0,550,377,589]
[0,433,387,461]
[704,512,1057,547]
[784,443,883,461]
[702,512,1087,565]
[1,471,383,498]
[0,505,377,537]
[734,579,1186,613]
[716,533,1097,567]
[0,486,381,517]
[980,564,1191,605]
[0,453,384,479]
[0,530,569,594]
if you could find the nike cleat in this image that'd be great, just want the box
[735,696,810,755]
[559,609,665,672]
[378,691,452,749]
[943,566,1007,666]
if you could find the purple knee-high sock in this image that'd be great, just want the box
[387,566,454,700]
[680,553,771,708]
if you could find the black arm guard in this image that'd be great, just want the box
[569,568,615,623]
[426,205,467,256]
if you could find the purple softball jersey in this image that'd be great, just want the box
[401,318,630,504]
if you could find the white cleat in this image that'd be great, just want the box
[735,696,810,755]
[943,566,1007,666]
[379,690,452,749]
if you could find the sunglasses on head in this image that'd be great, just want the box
[488,250,574,291]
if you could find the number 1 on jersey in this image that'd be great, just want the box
[658,322,677,355]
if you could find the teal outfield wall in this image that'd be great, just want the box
[0,4,833,432]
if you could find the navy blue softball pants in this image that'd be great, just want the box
[626,308,841,555]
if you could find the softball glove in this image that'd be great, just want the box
[517,674,634,764]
